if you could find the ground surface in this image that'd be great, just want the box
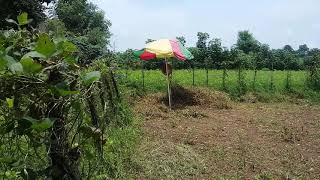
[131,90,320,179]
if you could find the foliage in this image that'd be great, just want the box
[0,15,83,178]
[234,50,253,96]
[236,30,260,54]
[119,30,312,72]
[208,38,223,68]
[196,32,210,66]
[0,13,135,179]
[305,48,320,90]
[122,69,320,102]
[176,36,186,46]
[0,0,54,28]
[55,0,112,64]
[145,39,155,44]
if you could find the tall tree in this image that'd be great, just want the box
[145,39,155,44]
[196,32,210,85]
[282,47,297,90]
[256,44,270,69]
[236,30,260,54]
[221,47,232,90]
[176,36,186,46]
[56,0,110,35]
[297,44,309,57]
[305,48,320,90]
[250,44,270,90]
[55,0,112,64]
[196,32,210,50]
[196,32,210,68]
[283,44,294,52]
[188,47,201,85]
[208,38,223,68]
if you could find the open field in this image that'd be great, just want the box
[130,89,320,179]
[2,1,320,179]
[122,69,306,92]
[120,69,320,102]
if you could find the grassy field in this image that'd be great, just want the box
[120,69,320,101]
[122,69,306,92]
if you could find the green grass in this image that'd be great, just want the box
[119,69,320,102]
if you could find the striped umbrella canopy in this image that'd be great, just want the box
[134,39,194,61]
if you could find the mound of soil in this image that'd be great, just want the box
[133,86,233,122]
[160,85,233,109]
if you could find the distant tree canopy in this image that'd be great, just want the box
[56,0,110,36]
[119,30,320,71]
[145,39,155,44]
[0,0,112,65]
[208,38,223,68]
[55,0,112,65]
[236,30,260,54]
[176,36,186,46]
[194,32,210,66]
[0,0,55,28]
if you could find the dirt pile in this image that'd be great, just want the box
[133,86,233,122]
[160,85,233,109]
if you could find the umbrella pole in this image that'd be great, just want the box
[165,58,172,109]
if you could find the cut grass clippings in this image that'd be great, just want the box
[131,88,320,179]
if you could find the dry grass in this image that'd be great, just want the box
[131,87,320,179]
[132,139,206,179]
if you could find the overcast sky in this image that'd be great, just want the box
[90,0,320,51]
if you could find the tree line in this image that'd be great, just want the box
[118,31,320,92]
[119,31,320,72]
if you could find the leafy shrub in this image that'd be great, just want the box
[0,13,135,179]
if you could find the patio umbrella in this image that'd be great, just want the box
[134,39,194,109]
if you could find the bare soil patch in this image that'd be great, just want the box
[131,88,320,179]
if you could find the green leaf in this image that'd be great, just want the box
[5,46,13,54]
[82,71,101,86]
[24,117,55,132]
[84,148,95,160]
[9,62,23,74]
[31,118,55,132]
[2,55,17,72]
[35,34,56,59]
[16,119,32,135]
[80,125,102,140]
[5,18,18,25]
[51,82,79,96]
[0,57,7,70]
[23,51,46,59]
[23,117,37,124]
[13,51,21,56]
[20,57,42,74]
[6,97,14,108]
[63,41,78,52]
[64,56,78,65]
[0,157,15,164]
[3,55,16,65]
[0,121,14,135]
[17,12,31,26]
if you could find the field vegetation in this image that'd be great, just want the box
[122,69,320,102]
[1,0,320,179]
